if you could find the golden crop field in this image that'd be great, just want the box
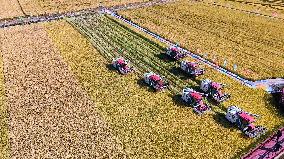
[119,0,284,80]
[45,19,284,158]
[0,50,8,159]
[202,0,284,19]
[18,0,150,16]
[0,0,24,19]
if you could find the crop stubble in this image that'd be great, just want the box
[0,49,8,158]
[45,17,284,158]
[0,0,25,19]
[0,24,125,158]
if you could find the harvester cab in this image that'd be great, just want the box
[180,61,205,77]
[225,106,267,138]
[181,88,211,115]
[112,57,134,75]
[200,79,231,103]
[165,46,187,60]
[144,72,169,91]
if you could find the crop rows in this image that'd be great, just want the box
[70,14,198,95]
[119,1,284,80]
[46,19,284,159]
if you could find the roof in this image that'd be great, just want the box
[239,112,255,122]
[150,75,161,81]
[117,58,125,65]
[190,92,202,100]
[211,82,221,90]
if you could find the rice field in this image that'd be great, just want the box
[43,15,284,158]
[0,49,8,159]
[0,0,25,19]
[119,0,284,80]
[0,0,283,158]
[18,0,150,16]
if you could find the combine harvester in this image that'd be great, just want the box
[165,46,188,60]
[180,61,205,78]
[226,106,267,138]
[200,79,231,103]
[181,88,211,115]
[144,72,169,91]
[242,127,284,159]
[112,57,134,75]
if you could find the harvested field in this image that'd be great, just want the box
[0,24,125,158]
[0,0,24,19]
[0,50,8,159]
[119,1,284,80]
[45,15,284,158]
[18,0,150,16]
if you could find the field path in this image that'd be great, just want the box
[0,24,126,158]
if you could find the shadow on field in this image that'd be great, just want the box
[266,93,284,116]
[136,78,156,92]
[154,53,176,63]
[171,94,187,108]
[212,112,235,129]
[106,64,117,71]
[168,66,203,85]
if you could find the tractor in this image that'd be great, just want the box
[165,46,187,60]
[226,106,267,138]
[112,57,134,75]
[144,72,169,91]
[180,61,205,78]
[200,79,231,103]
[181,88,211,115]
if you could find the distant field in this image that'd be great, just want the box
[119,1,284,80]
[18,0,149,16]
[202,0,284,19]
[44,15,284,158]
[0,0,24,19]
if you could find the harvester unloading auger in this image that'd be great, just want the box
[112,57,134,75]
[181,88,211,115]
[226,106,267,138]
[144,72,169,91]
[165,46,188,60]
[200,79,231,103]
[180,61,205,78]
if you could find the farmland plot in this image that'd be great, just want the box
[202,0,284,19]
[0,50,8,159]
[0,23,125,158]
[18,0,150,16]
[0,0,24,19]
[119,1,284,80]
[45,15,284,158]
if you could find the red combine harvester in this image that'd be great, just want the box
[112,57,134,75]
[181,88,211,115]
[180,61,205,78]
[242,127,284,159]
[165,46,188,60]
[200,79,231,103]
[226,106,267,138]
[143,72,169,91]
